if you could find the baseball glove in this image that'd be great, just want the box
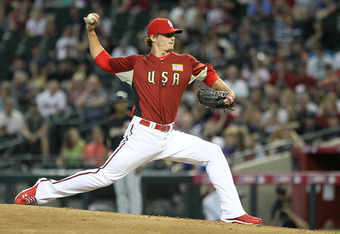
[197,88,235,110]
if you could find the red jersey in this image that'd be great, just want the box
[95,51,218,124]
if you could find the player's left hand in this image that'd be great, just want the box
[197,88,235,111]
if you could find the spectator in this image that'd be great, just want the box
[306,42,333,80]
[67,71,86,108]
[105,91,142,214]
[25,8,47,36]
[0,81,19,110]
[119,0,151,15]
[169,0,197,29]
[205,33,235,63]
[233,27,257,56]
[316,92,340,129]
[35,79,67,155]
[35,79,67,118]
[202,185,221,221]
[8,0,30,33]
[91,5,112,37]
[75,74,109,123]
[0,98,25,139]
[268,58,297,90]
[235,18,259,45]
[242,56,270,89]
[257,24,276,55]
[272,207,309,229]
[222,125,239,162]
[223,65,249,102]
[185,30,204,59]
[246,0,272,20]
[319,64,338,93]
[286,41,308,67]
[293,62,316,91]
[176,111,195,134]
[238,102,262,135]
[295,92,319,127]
[274,14,302,56]
[10,70,33,112]
[27,60,47,96]
[272,0,293,17]
[56,59,76,83]
[8,57,26,81]
[206,0,224,29]
[208,45,227,68]
[271,185,290,221]
[0,0,339,172]
[261,99,284,137]
[47,59,75,84]
[270,186,309,229]
[111,39,138,57]
[201,118,225,147]
[57,127,85,168]
[214,10,235,36]
[292,4,314,42]
[30,44,51,67]
[55,26,79,61]
[296,111,322,144]
[65,6,84,36]
[278,89,297,122]
[105,91,133,150]
[83,125,107,168]
[22,100,49,162]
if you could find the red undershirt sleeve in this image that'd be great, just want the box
[94,50,115,74]
[203,63,219,87]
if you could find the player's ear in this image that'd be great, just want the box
[150,34,158,42]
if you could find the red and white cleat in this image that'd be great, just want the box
[221,214,262,225]
[14,178,46,205]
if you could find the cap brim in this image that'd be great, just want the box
[148,28,183,37]
[174,29,183,34]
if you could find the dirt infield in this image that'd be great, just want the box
[0,204,330,233]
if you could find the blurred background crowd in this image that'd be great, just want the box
[0,0,340,171]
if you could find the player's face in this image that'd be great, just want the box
[155,33,175,52]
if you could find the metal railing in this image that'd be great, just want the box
[230,125,340,162]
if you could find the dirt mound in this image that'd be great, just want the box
[0,204,328,233]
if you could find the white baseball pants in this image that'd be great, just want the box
[35,116,246,219]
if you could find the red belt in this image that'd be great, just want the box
[139,119,173,132]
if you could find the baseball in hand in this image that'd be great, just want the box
[86,13,95,24]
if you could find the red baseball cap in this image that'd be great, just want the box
[147,18,183,37]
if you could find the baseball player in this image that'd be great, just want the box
[106,91,142,214]
[14,14,261,225]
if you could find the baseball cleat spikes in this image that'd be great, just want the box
[14,178,46,205]
[221,214,262,225]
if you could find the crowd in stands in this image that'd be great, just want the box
[0,0,340,170]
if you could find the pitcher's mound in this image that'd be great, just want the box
[0,204,327,233]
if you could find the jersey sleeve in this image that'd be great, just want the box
[187,54,219,87]
[94,50,139,74]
